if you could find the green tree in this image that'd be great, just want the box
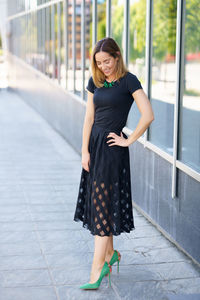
[111,4,124,54]
[152,0,177,62]
[185,0,200,54]
[130,0,146,61]
[88,0,200,65]
[97,2,106,40]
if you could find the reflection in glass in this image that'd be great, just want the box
[75,0,83,96]
[49,6,54,79]
[54,4,59,82]
[30,12,38,70]
[7,0,26,16]
[45,7,51,78]
[111,0,124,55]
[82,0,106,99]
[126,0,146,131]
[67,0,73,91]
[84,0,93,101]
[178,0,200,172]
[149,0,177,155]
[42,8,46,74]
[37,9,43,72]
[97,0,106,42]
[60,2,65,88]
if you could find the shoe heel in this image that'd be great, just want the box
[108,271,111,287]
[117,260,119,273]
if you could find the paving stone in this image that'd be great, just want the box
[35,220,78,231]
[0,221,35,232]
[160,277,200,294]
[0,287,57,300]
[0,269,52,287]
[0,204,29,214]
[0,254,47,271]
[165,294,200,300]
[28,204,69,213]
[45,252,92,269]
[87,235,174,252]
[152,261,200,280]
[40,239,90,254]
[0,212,31,222]
[119,247,190,265]
[0,231,38,244]
[112,280,166,300]
[56,285,117,300]
[37,229,83,242]
[50,265,98,286]
[0,242,42,256]
[125,224,162,238]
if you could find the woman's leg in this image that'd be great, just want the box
[89,235,110,283]
[105,235,114,263]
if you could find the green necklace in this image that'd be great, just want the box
[103,78,117,88]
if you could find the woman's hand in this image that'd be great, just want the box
[82,151,90,172]
[106,132,129,147]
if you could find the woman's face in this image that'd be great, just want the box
[95,51,118,78]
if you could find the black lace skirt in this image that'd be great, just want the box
[73,123,135,236]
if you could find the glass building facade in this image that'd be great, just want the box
[6,1,200,199]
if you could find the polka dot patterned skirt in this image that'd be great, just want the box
[73,123,135,236]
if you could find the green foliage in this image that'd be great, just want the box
[185,0,200,54]
[152,0,177,62]
[130,0,146,61]
[98,19,106,40]
[89,20,93,56]
[184,89,200,97]
[111,4,124,54]
[98,2,106,40]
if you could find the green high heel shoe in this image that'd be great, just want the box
[109,250,121,273]
[80,261,112,290]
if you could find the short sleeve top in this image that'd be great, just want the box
[86,71,143,131]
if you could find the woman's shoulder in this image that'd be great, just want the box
[119,71,137,82]
[86,75,96,93]
[88,75,94,83]
[125,71,139,80]
[88,75,98,86]
[123,71,143,94]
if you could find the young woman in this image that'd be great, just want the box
[74,37,154,290]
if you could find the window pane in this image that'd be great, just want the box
[45,7,51,78]
[97,0,106,41]
[60,2,65,88]
[7,0,26,16]
[41,8,46,74]
[49,5,55,79]
[67,0,73,91]
[149,0,177,155]
[111,0,124,54]
[75,1,82,96]
[54,4,59,81]
[84,0,93,101]
[126,0,146,131]
[36,9,43,72]
[178,0,200,172]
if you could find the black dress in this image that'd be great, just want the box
[74,71,143,236]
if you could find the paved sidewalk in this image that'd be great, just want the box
[0,89,200,300]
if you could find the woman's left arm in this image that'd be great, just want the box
[126,89,154,146]
[106,89,154,147]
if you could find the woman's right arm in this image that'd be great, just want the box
[81,91,95,172]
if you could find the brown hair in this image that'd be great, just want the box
[91,37,128,88]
